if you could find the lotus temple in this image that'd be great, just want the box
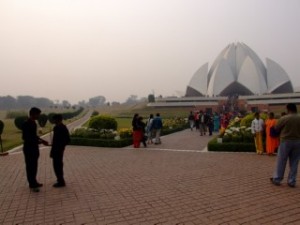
[148,42,300,113]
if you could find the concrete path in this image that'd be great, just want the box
[1,129,300,225]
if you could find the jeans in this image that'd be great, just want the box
[273,140,300,185]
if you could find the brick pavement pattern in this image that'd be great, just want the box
[1,129,300,225]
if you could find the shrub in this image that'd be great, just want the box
[14,116,28,130]
[89,115,117,131]
[38,114,48,127]
[70,137,132,148]
[208,137,255,152]
[71,128,117,139]
[0,120,4,135]
[48,113,56,124]
[91,111,99,117]
[240,114,255,127]
[119,128,133,139]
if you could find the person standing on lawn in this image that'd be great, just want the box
[22,107,49,192]
[50,114,70,187]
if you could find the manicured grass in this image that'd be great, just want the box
[116,118,132,130]
[0,109,87,152]
[94,104,193,119]
[0,118,54,152]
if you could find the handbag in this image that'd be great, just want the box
[270,126,280,138]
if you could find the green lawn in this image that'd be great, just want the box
[0,109,87,152]
[116,118,132,130]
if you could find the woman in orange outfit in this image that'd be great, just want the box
[265,112,279,156]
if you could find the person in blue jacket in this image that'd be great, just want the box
[151,113,163,144]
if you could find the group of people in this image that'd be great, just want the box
[251,111,282,155]
[188,111,223,136]
[250,104,300,187]
[132,113,163,148]
[22,107,70,192]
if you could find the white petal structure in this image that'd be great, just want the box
[186,63,208,96]
[266,58,293,93]
[186,42,293,97]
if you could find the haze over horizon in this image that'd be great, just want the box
[1,0,300,104]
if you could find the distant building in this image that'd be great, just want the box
[148,43,298,112]
[186,42,293,97]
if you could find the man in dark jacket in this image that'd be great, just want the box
[50,114,70,187]
[22,107,48,192]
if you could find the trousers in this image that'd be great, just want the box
[273,140,300,185]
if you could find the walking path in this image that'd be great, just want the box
[1,129,300,225]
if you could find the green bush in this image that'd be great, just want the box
[14,116,28,130]
[208,137,255,152]
[91,111,99,117]
[71,128,117,139]
[38,114,48,127]
[0,120,4,135]
[89,115,117,131]
[119,128,133,139]
[240,114,255,127]
[70,137,132,148]
[240,113,268,127]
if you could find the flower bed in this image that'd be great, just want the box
[208,113,267,152]
[69,117,188,148]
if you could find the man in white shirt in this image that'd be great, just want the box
[251,112,264,155]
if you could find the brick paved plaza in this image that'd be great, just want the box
[1,130,300,225]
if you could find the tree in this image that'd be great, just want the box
[14,116,28,130]
[0,96,17,109]
[125,95,138,104]
[89,115,117,131]
[62,100,71,108]
[148,94,155,103]
[88,96,106,107]
[38,114,48,127]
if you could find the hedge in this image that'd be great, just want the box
[69,125,189,148]
[208,137,256,152]
[70,137,132,148]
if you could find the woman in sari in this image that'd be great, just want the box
[132,113,142,148]
[265,112,280,155]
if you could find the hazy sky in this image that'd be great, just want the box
[1,0,299,104]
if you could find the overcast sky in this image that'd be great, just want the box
[0,0,299,104]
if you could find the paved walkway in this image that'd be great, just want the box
[1,129,300,225]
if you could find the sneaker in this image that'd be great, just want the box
[288,183,296,188]
[53,183,66,188]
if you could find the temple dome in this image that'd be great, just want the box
[186,42,293,96]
